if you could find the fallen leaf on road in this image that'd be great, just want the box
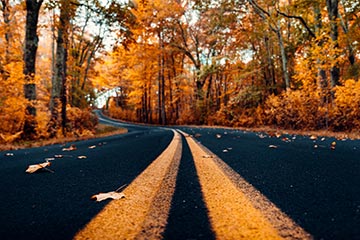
[310,135,317,140]
[258,134,266,139]
[62,145,77,151]
[194,133,201,138]
[25,161,53,173]
[91,191,125,202]
[269,145,278,149]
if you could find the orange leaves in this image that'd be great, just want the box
[330,79,360,131]
[0,131,23,144]
[263,90,322,130]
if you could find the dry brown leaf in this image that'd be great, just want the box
[331,141,336,150]
[310,135,317,140]
[194,133,201,138]
[91,191,125,202]
[62,145,77,151]
[258,134,266,139]
[25,161,53,174]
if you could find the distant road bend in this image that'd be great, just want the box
[0,113,359,239]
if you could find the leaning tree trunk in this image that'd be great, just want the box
[23,0,43,139]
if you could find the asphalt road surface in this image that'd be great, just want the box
[0,113,359,240]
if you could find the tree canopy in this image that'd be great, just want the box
[1,0,360,143]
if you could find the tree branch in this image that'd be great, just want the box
[276,9,315,38]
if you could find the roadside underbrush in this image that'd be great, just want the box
[0,124,127,151]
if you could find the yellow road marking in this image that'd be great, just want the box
[180,130,311,240]
[75,130,182,240]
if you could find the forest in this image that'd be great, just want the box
[0,0,360,144]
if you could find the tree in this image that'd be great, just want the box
[326,0,340,87]
[23,0,44,139]
[48,0,77,137]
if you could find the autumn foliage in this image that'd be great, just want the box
[104,0,360,135]
[1,0,360,144]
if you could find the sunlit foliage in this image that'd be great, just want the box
[1,0,360,144]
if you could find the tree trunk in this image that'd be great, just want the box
[313,2,328,91]
[276,21,290,90]
[326,0,340,87]
[158,31,166,125]
[49,0,71,137]
[1,0,11,64]
[23,0,43,139]
[264,36,277,94]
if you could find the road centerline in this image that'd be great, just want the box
[75,129,182,240]
[179,129,312,240]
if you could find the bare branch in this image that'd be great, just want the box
[276,9,316,38]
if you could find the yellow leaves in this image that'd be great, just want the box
[264,89,322,129]
[0,131,23,144]
[330,79,360,130]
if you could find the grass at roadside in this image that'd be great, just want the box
[0,124,128,151]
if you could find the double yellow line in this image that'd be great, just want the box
[75,129,311,240]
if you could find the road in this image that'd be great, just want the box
[0,113,359,240]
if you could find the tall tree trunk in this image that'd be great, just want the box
[326,0,340,87]
[0,0,10,79]
[49,0,70,137]
[314,2,328,91]
[1,0,10,63]
[276,21,290,90]
[23,0,43,139]
[158,31,166,125]
[264,36,276,94]
[338,1,356,66]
